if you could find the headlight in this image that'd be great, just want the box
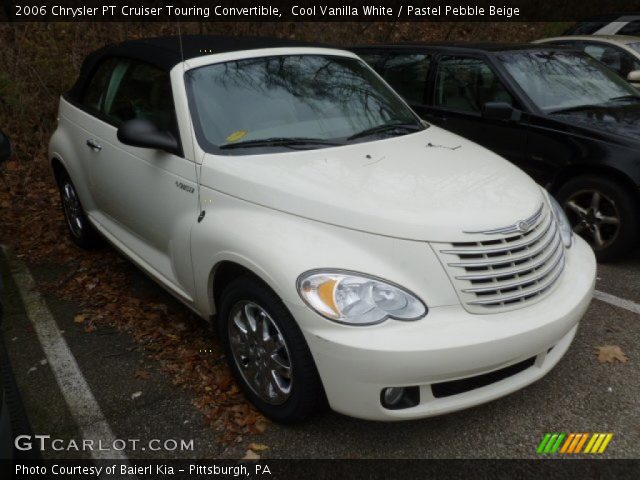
[549,195,573,248]
[297,270,427,326]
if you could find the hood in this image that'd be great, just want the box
[200,126,545,242]
[550,103,640,143]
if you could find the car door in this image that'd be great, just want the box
[422,54,529,167]
[80,57,198,301]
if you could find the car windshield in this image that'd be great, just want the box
[497,51,640,113]
[629,42,640,54]
[185,54,423,154]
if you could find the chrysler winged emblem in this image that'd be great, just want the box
[464,203,543,235]
[515,220,530,233]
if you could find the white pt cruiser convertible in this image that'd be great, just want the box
[49,36,596,422]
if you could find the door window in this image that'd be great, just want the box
[435,57,514,113]
[358,53,386,69]
[376,54,430,104]
[103,60,175,131]
[583,43,640,78]
[81,58,118,112]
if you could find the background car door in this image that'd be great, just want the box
[82,58,198,300]
[422,55,529,167]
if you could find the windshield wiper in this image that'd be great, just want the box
[219,137,343,150]
[608,95,640,103]
[549,104,602,114]
[347,122,423,141]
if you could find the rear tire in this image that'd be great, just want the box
[217,275,326,423]
[56,171,101,249]
[555,175,639,262]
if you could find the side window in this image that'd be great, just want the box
[435,57,514,113]
[102,60,176,132]
[584,43,640,78]
[619,21,640,35]
[358,53,386,69]
[377,54,430,104]
[81,58,118,112]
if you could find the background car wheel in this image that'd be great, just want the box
[56,172,101,249]
[218,275,326,423]
[556,175,639,262]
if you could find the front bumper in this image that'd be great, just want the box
[290,236,596,421]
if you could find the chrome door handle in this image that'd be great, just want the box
[86,139,102,151]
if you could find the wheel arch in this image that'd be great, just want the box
[549,164,640,202]
[50,155,68,185]
[208,259,283,319]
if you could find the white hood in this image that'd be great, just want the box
[200,125,544,242]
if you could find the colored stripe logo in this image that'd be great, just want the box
[537,433,613,454]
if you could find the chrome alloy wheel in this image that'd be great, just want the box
[61,181,84,239]
[564,189,620,251]
[228,301,293,405]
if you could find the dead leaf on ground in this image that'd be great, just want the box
[595,345,628,364]
[131,391,142,400]
[73,314,86,324]
[241,449,260,460]
[248,443,269,451]
[135,368,151,380]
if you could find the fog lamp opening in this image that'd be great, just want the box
[380,386,420,410]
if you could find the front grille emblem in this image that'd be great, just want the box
[516,220,530,233]
[463,203,543,235]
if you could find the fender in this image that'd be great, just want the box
[190,187,459,323]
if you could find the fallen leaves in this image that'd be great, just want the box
[248,443,269,452]
[135,368,151,380]
[595,345,629,364]
[131,391,142,400]
[73,314,86,324]
[241,449,261,460]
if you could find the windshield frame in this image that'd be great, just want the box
[496,49,640,115]
[183,52,425,156]
[629,42,640,55]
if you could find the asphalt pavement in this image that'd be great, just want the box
[1,245,639,460]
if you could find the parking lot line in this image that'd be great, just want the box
[594,289,640,315]
[3,246,128,461]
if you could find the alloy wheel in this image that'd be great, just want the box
[61,181,84,239]
[564,189,620,251]
[228,301,293,405]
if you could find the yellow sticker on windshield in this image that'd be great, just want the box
[226,130,247,142]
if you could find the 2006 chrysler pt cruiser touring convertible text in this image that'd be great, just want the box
[48,36,596,422]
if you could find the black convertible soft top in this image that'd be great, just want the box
[66,35,328,102]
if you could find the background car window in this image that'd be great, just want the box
[435,57,514,113]
[498,51,638,113]
[81,58,118,112]
[584,43,640,78]
[358,53,386,69]
[618,21,640,35]
[102,60,176,132]
[376,54,430,104]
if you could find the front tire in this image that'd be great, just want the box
[217,276,326,423]
[556,175,639,262]
[56,172,101,249]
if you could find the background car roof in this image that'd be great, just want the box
[537,35,640,45]
[66,35,328,102]
[350,42,576,53]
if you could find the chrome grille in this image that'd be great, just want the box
[434,204,566,313]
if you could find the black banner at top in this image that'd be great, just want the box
[3,0,640,22]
